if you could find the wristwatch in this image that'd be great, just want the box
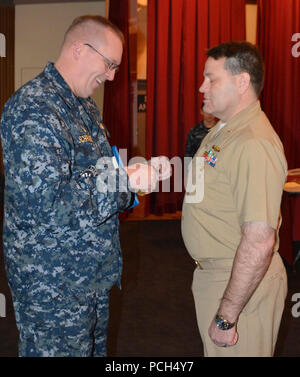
[215,314,236,330]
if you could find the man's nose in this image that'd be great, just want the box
[199,79,208,93]
[106,69,116,81]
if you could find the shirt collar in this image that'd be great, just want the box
[43,61,79,109]
[225,100,261,131]
[208,100,261,139]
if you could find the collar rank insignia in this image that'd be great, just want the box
[212,145,221,152]
[99,122,111,139]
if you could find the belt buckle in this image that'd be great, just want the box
[195,260,204,270]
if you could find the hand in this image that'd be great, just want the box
[149,156,172,181]
[124,163,159,194]
[208,318,239,348]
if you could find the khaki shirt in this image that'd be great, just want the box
[181,101,287,260]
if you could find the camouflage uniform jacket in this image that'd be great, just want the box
[184,121,209,158]
[0,62,133,299]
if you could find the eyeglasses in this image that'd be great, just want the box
[84,43,120,72]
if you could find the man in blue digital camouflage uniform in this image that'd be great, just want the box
[0,15,159,357]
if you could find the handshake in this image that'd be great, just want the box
[124,156,172,195]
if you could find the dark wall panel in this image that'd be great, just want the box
[0,6,15,114]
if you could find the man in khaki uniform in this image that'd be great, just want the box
[181,41,288,357]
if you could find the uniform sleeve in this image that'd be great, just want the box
[185,129,195,158]
[229,139,287,229]
[1,108,132,228]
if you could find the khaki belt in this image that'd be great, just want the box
[194,258,234,270]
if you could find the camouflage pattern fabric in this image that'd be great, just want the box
[0,62,133,356]
[184,121,210,158]
[16,290,109,357]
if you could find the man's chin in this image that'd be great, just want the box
[83,88,96,99]
[203,103,213,114]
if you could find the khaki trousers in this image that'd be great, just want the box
[191,252,287,357]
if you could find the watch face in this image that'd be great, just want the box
[215,315,234,330]
[216,316,226,330]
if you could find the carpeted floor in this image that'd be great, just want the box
[0,220,299,357]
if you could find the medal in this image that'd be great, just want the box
[202,149,218,167]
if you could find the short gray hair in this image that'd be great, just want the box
[207,41,265,97]
[64,15,125,45]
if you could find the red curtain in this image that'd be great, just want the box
[146,0,246,215]
[103,0,132,154]
[257,0,300,170]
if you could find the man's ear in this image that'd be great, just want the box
[237,72,251,94]
[72,41,82,60]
